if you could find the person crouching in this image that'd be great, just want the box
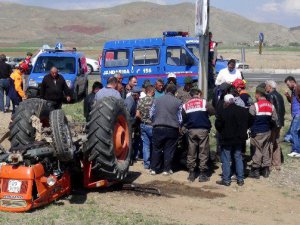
[182,89,215,182]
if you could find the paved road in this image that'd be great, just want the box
[89,73,300,83]
[243,73,300,82]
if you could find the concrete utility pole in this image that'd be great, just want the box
[195,0,209,99]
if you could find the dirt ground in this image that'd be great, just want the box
[1,102,300,225]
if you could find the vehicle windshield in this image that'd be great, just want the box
[33,56,76,74]
[186,44,200,59]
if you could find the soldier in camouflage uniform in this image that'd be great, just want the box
[177,77,194,103]
[136,85,155,169]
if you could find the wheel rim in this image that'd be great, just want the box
[113,115,129,161]
[87,65,92,74]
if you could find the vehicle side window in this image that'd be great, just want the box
[133,48,159,65]
[166,47,187,66]
[104,50,129,67]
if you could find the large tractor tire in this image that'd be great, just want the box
[9,98,53,148]
[86,97,132,181]
[50,109,74,162]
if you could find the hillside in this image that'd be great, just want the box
[0,2,299,47]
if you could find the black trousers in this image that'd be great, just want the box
[151,126,179,172]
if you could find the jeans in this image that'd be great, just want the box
[290,115,300,153]
[151,126,179,172]
[140,124,153,169]
[0,78,10,112]
[221,144,244,183]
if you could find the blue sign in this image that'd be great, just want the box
[259,32,264,42]
[55,42,64,50]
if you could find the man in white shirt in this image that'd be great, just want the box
[215,59,242,86]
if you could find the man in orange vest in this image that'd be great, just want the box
[8,62,28,112]
[248,87,277,179]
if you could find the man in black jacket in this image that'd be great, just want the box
[40,67,72,109]
[0,54,12,112]
[265,80,285,170]
[83,81,103,121]
[215,94,252,186]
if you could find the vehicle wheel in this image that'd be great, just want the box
[87,64,93,75]
[9,98,53,148]
[50,109,74,162]
[86,97,132,180]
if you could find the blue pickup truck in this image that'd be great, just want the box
[26,48,88,101]
[100,31,227,87]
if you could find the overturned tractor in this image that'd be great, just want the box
[0,97,132,212]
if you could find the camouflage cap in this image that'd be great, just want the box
[142,79,151,88]
[256,86,266,96]
[184,77,193,84]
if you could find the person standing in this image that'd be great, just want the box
[40,67,72,109]
[114,72,126,98]
[0,54,12,113]
[150,84,182,175]
[136,85,155,169]
[215,94,251,186]
[208,32,217,89]
[8,62,28,113]
[177,77,193,103]
[125,87,142,161]
[284,76,300,157]
[215,59,242,86]
[154,79,164,99]
[83,81,103,121]
[249,87,277,179]
[232,79,253,107]
[182,89,215,182]
[265,80,285,170]
[24,52,33,74]
[95,77,121,101]
[125,75,138,98]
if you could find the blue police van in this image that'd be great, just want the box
[27,47,88,101]
[100,32,227,87]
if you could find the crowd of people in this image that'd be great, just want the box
[1,50,299,187]
[85,59,300,187]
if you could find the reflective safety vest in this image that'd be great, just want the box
[251,99,273,134]
[183,98,211,129]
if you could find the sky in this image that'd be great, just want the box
[1,0,299,27]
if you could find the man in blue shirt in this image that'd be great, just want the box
[95,77,121,101]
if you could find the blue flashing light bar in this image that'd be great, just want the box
[163,31,189,37]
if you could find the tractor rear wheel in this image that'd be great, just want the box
[9,98,53,148]
[50,109,74,162]
[86,97,132,181]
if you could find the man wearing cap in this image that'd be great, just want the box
[215,59,242,86]
[265,80,285,169]
[164,73,178,90]
[0,54,12,113]
[177,77,193,103]
[248,86,278,179]
[150,83,182,175]
[182,89,215,182]
[215,94,251,186]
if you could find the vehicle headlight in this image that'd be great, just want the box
[28,79,38,87]
[94,62,98,66]
[66,80,72,88]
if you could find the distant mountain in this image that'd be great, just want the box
[0,2,299,47]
